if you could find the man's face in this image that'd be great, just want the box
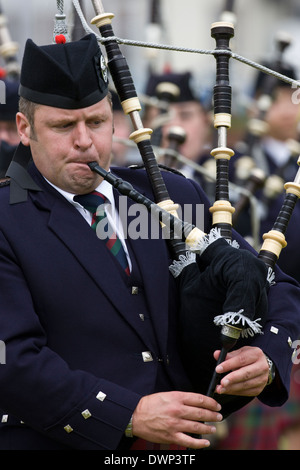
[265,88,300,141]
[161,101,210,162]
[17,97,113,194]
[0,120,20,146]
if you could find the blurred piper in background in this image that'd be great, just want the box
[0,79,19,180]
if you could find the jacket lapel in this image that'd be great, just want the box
[22,161,171,353]
[115,189,171,357]
[31,186,155,346]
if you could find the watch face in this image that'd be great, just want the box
[265,355,275,385]
[271,363,275,378]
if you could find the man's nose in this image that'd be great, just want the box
[73,123,93,149]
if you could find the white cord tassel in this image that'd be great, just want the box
[189,227,240,255]
[169,251,196,278]
[169,228,240,277]
[214,310,263,338]
[267,267,276,287]
[53,0,70,43]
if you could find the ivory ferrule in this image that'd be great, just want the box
[0,42,18,58]
[210,147,234,160]
[91,12,114,28]
[284,182,300,199]
[157,199,179,217]
[185,227,206,248]
[248,118,269,137]
[261,230,287,258]
[211,21,235,29]
[121,97,142,115]
[214,113,231,128]
[209,200,235,225]
[285,139,300,157]
[129,128,153,143]
[264,174,284,198]
[0,15,13,45]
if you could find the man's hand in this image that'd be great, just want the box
[213,346,270,396]
[131,391,223,449]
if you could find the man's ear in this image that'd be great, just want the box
[16,112,31,146]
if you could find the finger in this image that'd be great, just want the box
[175,425,218,449]
[216,383,265,396]
[215,351,260,375]
[178,433,212,450]
[182,419,219,436]
[182,405,223,424]
[219,356,268,386]
[183,393,222,412]
[215,374,267,396]
[219,362,258,383]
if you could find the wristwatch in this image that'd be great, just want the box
[265,354,275,385]
[125,416,133,438]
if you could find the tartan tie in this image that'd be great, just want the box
[74,191,130,275]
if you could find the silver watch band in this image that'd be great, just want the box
[265,354,275,385]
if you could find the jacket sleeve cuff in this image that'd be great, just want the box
[44,382,142,449]
[252,323,296,406]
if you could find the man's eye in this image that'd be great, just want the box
[52,122,72,130]
[89,120,102,126]
[61,122,73,129]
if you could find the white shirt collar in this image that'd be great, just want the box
[45,176,115,209]
[44,174,131,271]
[262,137,291,167]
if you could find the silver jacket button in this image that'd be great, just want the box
[142,351,153,362]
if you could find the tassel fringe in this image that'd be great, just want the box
[169,251,196,278]
[189,227,240,254]
[214,310,263,338]
[267,267,276,286]
[169,228,240,278]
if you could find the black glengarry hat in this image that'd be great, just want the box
[145,72,198,102]
[0,80,20,121]
[19,34,108,109]
[252,61,297,97]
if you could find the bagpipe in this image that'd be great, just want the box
[220,0,237,25]
[72,0,300,416]
[0,1,19,80]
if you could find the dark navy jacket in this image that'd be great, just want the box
[0,144,299,449]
